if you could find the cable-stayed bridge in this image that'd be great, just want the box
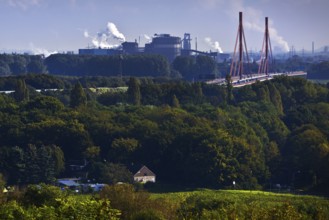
[207,12,307,87]
[207,71,307,87]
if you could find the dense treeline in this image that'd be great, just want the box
[308,61,329,79]
[1,53,329,80]
[44,54,171,77]
[0,74,131,91]
[172,55,219,80]
[0,75,328,194]
[0,54,46,76]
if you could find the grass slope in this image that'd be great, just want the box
[151,189,329,220]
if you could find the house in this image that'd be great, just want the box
[133,165,156,183]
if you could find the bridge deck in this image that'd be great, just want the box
[207,71,307,87]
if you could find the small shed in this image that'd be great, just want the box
[57,178,81,191]
[133,165,156,183]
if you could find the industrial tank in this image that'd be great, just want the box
[145,34,181,62]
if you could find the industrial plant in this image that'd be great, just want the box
[77,11,329,71]
[79,33,229,63]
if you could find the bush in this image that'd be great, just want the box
[21,184,64,208]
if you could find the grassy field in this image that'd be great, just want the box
[2,186,328,219]
[150,189,329,220]
[88,86,128,94]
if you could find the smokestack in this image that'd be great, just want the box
[312,41,314,55]
[195,37,198,51]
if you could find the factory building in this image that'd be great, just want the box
[181,33,192,56]
[79,33,222,63]
[144,34,181,62]
[79,34,181,62]
[122,41,139,54]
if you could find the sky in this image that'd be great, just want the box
[0,0,328,56]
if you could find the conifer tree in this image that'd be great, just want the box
[14,79,29,102]
[172,94,180,108]
[225,74,233,103]
[268,83,283,114]
[70,82,87,108]
[127,77,141,105]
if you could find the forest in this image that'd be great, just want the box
[0,74,327,194]
[1,53,329,80]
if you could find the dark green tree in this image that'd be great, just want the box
[171,94,180,108]
[225,74,233,103]
[14,79,29,102]
[10,55,27,75]
[23,144,64,184]
[27,60,47,74]
[268,83,283,114]
[2,146,25,185]
[283,125,329,188]
[0,61,11,76]
[195,55,218,79]
[172,56,195,80]
[70,82,87,108]
[127,77,141,105]
[87,162,133,185]
[109,138,139,163]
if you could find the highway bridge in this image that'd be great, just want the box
[208,12,307,88]
[206,71,307,88]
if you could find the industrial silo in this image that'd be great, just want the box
[145,34,181,62]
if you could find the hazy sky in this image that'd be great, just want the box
[0,0,328,55]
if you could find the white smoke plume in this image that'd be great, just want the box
[107,23,125,41]
[84,22,126,49]
[29,43,58,57]
[244,20,289,52]
[204,37,223,53]
[144,34,151,42]
[268,27,289,52]
[83,30,89,38]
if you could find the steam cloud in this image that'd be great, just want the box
[83,30,89,38]
[84,22,126,49]
[29,43,58,57]
[107,23,125,41]
[245,21,289,52]
[204,37,223,53]
[144,34,151,42]
[268,27,289,52]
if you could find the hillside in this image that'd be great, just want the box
[0,75,328,194]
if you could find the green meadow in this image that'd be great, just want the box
[0,181,329,219]
[151,189,329,220]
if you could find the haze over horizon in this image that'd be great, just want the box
[0,0,328,56]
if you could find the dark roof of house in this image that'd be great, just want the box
[133,165,156,177]
[57,179,80,187]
